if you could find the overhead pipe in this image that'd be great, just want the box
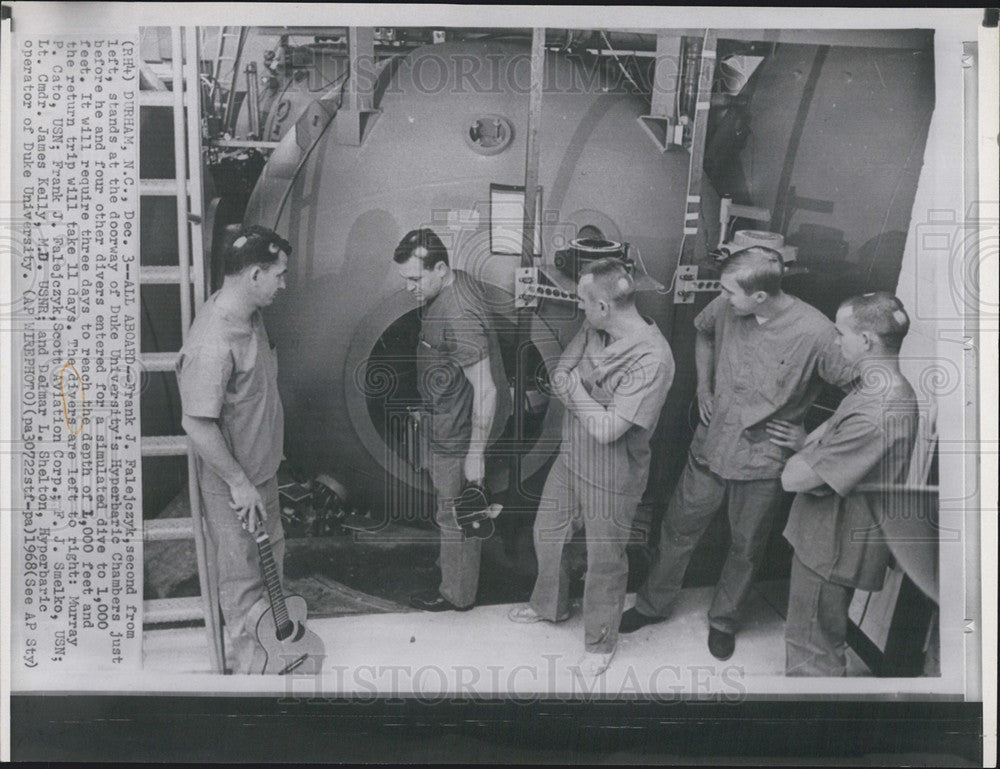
[245,61,261,139]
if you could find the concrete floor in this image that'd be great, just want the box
[142,581,871,694]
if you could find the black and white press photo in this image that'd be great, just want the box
[1,4,995,764]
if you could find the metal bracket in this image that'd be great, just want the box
[674,265,721,304]
[515,267,578,309]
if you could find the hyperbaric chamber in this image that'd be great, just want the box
[243,39,690,517]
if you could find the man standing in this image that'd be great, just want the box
[620,246,854,661]
[394,228,512,612]
[780,292,918,676]
[508,258,674,678]
[177,225,290,674]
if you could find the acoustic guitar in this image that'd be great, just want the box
[246,527,326,675]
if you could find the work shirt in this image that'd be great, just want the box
[416,270,513,457]
[562,321,675,493]
[690,294,853,480]
[176,293,284,491]
[782,376,918,591]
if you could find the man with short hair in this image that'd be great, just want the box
[394,228,512,612]
[780,292,918,676]
[177,225,291,674]
[620,246,854,661]
[508,258,675,678]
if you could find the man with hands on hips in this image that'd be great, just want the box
[619,246,854,662]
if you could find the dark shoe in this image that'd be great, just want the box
[619,607,665,634]
[708,627,736,660]
[409,590,473,612]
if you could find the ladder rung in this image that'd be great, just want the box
[141,434,190,456]
[210,139,281,150]
[139,90,175,107]
[141,351,180,372]
[145,517,196,541]
[144,596,205,625]
[141,265,194,284]
[140,178,187,196]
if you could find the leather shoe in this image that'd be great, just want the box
[410,590,473,612]
[619,607,665,634]
[708,627,735,660]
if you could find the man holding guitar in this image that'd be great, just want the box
[177,225,293,674]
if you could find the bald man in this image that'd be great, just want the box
[508,258,675,678]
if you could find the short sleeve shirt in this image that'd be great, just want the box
[782,377,918,591]
[563,321,675,493]
[690,294,854,480]
[416,270,513,456]
[176,294,284,490]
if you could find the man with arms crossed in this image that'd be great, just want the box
[780,292,918,676]
[508,258,674,678]
[177,225,290,674]
[394,228,512,612]
[620,247,853,661]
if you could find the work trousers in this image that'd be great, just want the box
[785,554,854,676]
[201,475,285,674]
[428,452,481,609]
[635,453,784,634]
[530,455,643,654]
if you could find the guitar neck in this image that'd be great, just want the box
[255,533,290,631]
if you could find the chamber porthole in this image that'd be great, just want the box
[364,309,552,481]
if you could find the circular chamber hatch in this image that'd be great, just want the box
[365,308,554,508]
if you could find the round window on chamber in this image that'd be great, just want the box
[465,114,514,156]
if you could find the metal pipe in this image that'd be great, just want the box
[521,29,544,268]
[183,27,206,311]
[245,61,261,139]
[510,28,547,507]
[961,38,982,701]
[171,27,192,342]
[223,27,248,133]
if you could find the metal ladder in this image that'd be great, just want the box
[138,26,225,673]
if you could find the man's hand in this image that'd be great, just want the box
[766,419,807,451]
[463,451,485,485]
[229,478,267,534]
[697,389,714,425]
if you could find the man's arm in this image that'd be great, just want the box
[782,415,885,496]
[694,329,716,424]
[181,414,267,530]
[563,376,633,445]
[781,454,829,493]
[551,325,591,407]
[461,357,497,483]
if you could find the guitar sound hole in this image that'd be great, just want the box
[276,621,295,642]
[292,623,306,642]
